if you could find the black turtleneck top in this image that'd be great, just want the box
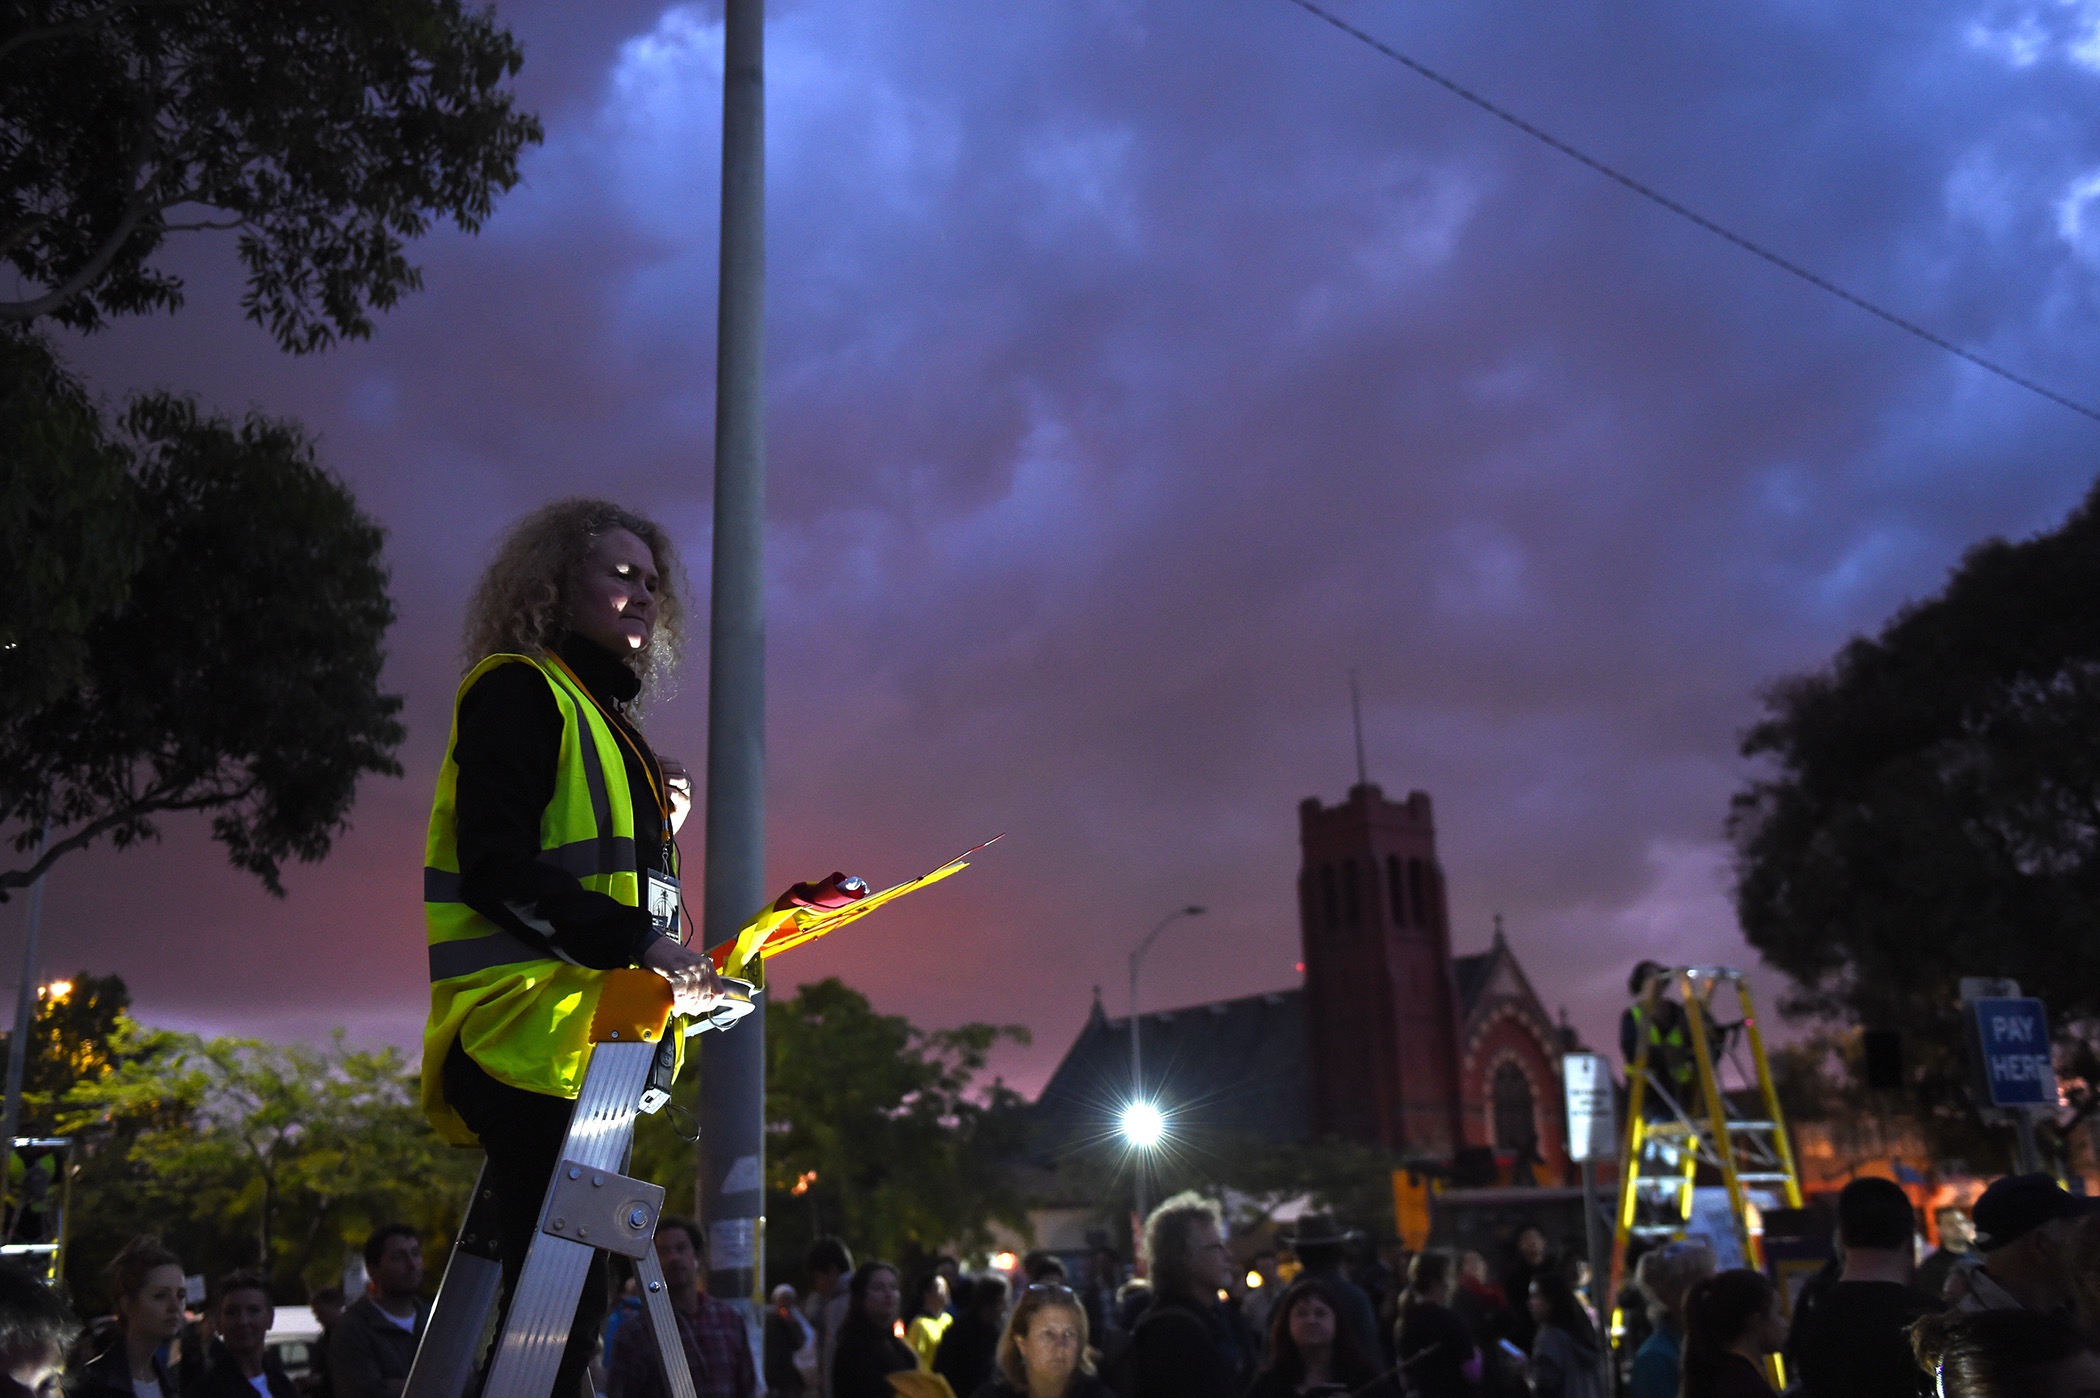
[451,634,673,970]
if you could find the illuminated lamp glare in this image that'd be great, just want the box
[1120,1100,1167,1149]
[991,1251,1019,1272]
[1245,1270,1264,1289]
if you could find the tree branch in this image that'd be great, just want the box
[0,126,170,324]
[0,779,254,894]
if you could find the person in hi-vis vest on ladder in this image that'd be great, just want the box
[422,498,725,1398]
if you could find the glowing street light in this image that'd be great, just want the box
[1128,904,1203,1218]
[1120,1100,1166,1150]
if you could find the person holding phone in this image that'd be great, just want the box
[1524,1273,1602,1398]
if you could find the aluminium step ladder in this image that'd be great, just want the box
[403,969,756,1398]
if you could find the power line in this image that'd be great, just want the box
[1282,0,2100,426]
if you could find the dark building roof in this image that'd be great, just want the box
[1032,952,1501,1154]
[1453,952,1496,1016]
[1032,987,1312,1151]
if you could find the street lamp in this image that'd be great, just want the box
[1119,1100,1166,1150]
[1128,904,1203,1219]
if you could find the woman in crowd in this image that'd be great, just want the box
[1248,1277,1396,1398]
[1679,1269,1786,1398]
[1911,1309,2100,1397]
[968,1283,1110,1398]
[1525,1271,1602,1398]
[73,1236,184,1398]
[831,1262,916,1398]
[1627,1243,1714,1398]
[1393,1252,1480,1398]
[906,1272,953,1372]
[935,1273,1010,1397]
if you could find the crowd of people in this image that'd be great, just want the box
[33,1227,430,1398]
[758,1172,2100,1398]
[2,1164,2099,1398]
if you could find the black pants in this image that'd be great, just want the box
[443,1039,608,1398]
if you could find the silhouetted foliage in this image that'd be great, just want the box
[1730,479,2100,1167]
[1,384,406,898]
[0,330,146,713]
[0,0,542,351]
[733,977,1031,1281]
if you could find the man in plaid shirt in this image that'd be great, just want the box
[607,1217,756,1398]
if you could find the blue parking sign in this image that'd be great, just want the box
[1971,998,2056,1108]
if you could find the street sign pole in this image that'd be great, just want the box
[2013,1113,2042,1177]
[1960,981,2054,1176]
[1563,1052,1615,1392]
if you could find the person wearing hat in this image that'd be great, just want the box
[1285,1215,1381,1362]
[1952,1173,2099,1315]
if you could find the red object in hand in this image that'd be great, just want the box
[773,872,868,911]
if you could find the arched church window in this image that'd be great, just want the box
[1387,856,1406,926]
[1320,865,1339,931]
[1492,1060,1536,1151]
[1341,859,1361,926]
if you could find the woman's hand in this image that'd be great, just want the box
[640,936,725,1015]
[659,756,693,834]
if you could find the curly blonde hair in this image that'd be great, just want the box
[462,498,686,696]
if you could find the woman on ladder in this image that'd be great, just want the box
[421,498,724,1398]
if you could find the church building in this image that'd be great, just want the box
[1035,783,1576,1177]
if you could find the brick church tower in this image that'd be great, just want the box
[1297,783,1465,1154]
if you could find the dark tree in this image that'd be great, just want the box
[0,330,146,713]
[737,977,1031,1274]
[1729,480,2100,1161]
[1,392,406,897]
[0,0,542,352]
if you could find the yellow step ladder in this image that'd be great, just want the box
[1608,966,1803,1385]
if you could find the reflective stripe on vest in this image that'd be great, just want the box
[419,652,646,1146]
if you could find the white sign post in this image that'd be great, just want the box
[1563,1052,1616,1163]
[1563,1050,1615,1382]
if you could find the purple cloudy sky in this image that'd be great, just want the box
[20,0,2100,1094]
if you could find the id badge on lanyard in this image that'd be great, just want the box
[647,868,681,938]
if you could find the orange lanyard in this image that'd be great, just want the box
[544,652,673,848]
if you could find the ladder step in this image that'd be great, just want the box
[1735,1173,1795,1183]
[1725,1121,1777,1132]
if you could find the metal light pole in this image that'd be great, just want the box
[1127,905,1202,1221]
[697,0,767,1334]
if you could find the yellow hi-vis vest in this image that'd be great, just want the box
[419,651,664,1147]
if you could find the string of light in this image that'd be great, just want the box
[1282,0,2100,426]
